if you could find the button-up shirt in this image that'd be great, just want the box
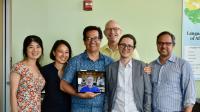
[151,55,196,112]
[62,51,113,112]
[112,60,138,112]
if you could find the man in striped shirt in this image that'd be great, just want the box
[151,31,196,112]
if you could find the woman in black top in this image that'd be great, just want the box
[41,40,72,112]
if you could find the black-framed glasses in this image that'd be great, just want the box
[86,37,100,42]
[119,43,134,49]
[157,42,173,46]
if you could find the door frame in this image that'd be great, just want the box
[3,0,11,111]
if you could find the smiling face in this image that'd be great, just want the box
[84,30,101,53]
[104,20,122,43]
[118,37,134,59]
[157,34,174,58]
[26,41,42,60]
[53,44,69,64]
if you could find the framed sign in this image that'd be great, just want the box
[182,0,200,80]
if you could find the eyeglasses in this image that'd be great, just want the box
[157,42,173,46]
[119,43,134,49]
[86,37,100,42]
[105,27,120,32]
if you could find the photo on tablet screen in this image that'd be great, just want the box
[76,71,105,93]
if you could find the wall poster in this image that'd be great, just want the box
[182,0,200,80]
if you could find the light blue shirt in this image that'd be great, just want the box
[62,51,113,112]
[151,55,196,112]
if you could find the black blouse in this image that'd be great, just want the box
[41,63,71,112]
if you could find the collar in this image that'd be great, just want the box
[104,44,118,51]
[119,59,132,68]
[156,54,176,65]
[82,51,105,61]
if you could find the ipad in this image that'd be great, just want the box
[76,70,105,93]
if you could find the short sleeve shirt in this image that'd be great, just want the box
[62,51,113,110]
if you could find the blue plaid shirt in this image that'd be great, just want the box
[62,51,113,112]
[151,55,196,112]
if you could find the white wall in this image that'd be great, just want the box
[10,0,200,102]
[12,0,182,65]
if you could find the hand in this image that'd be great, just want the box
[77,92,100,99]
[184,105,193,112]
[144,65,152,75]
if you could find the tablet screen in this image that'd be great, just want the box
[76,71,105,93]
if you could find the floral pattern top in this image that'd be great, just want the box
[11,62,45,112]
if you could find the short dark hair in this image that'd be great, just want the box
[50,40,72,61]
[83,26,103,41]
[157,31,176,45]
[118,34,136,48]
[23,35,43,69]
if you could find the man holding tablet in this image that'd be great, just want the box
[60,26,113,112]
